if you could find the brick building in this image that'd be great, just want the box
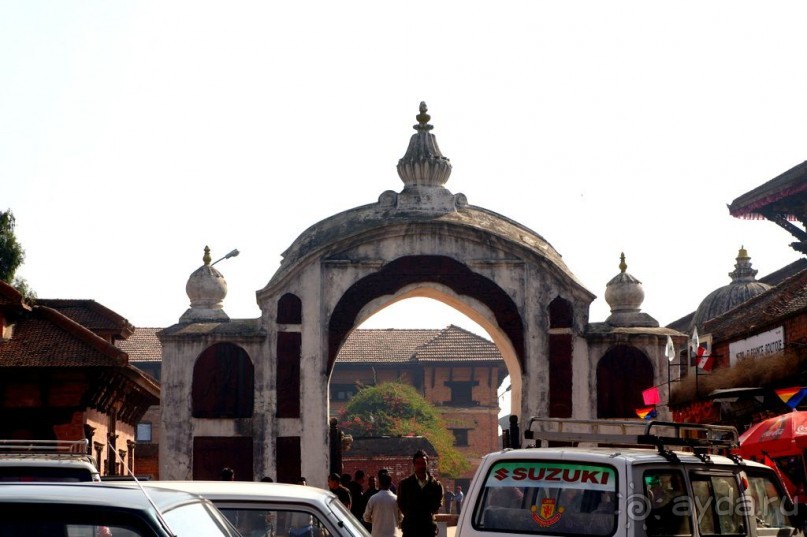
[332,325,507,489]
[669,159,807,427]
[0,281,159,476]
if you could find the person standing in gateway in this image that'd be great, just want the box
[363,473,401,537]
[396,450,443,537]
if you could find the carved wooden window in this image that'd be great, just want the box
[445,381,478,405]
[192,343,254,419]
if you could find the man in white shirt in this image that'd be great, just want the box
[454,485,464,514]
[363,473,401,537]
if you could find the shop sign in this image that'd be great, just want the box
[729,326,784,366]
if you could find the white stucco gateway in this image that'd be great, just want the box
[158,103,684,487]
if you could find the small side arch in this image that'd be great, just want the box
[192,342,255,419]
[596,345,654,419]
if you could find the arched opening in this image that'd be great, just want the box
[596,345,654,418]
[192,342,254,419]
[328,262,523,494]
[328,255,524,372]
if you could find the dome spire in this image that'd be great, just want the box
[689,246,771,334]
[729,245,758,282]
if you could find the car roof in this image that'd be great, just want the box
[143,480,338,503]
[0,482,208,511]
[481,447,773,468]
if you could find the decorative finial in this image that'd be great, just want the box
[414,101,433,132]
[203,246,211,266]
[619,252,627,273]
[729,245,758,282]
[397,101,452,190]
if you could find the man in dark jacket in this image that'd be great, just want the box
[396,450,443,537]
[328,472,352,510]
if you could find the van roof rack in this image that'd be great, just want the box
[523,418,739,458]
[0,439,90,455]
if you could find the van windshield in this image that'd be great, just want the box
[472,460,617,535]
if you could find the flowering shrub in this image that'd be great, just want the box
[337,382,470,477]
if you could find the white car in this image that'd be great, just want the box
[142,481,370,537]
[0,482,240,536]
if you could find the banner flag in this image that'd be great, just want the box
[690,328,700,354]
[776,387,807,409]
[696,347,714,372]
[635,406,657,420]
[642,387,661,406]
[665,336,676,363]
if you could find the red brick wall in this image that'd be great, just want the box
[342,456,430,489]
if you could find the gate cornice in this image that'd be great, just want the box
[258,202,593,301]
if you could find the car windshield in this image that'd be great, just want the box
[471,460,617,535]
[214,498,369,537]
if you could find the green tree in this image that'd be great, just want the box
[0,209,35,300]
[338,382,470,478]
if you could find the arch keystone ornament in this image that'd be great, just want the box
[158,105,679,486]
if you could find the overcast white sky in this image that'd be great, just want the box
[3,2,807,339]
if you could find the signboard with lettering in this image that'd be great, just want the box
[729,326,784,366]
[484,461,616,491]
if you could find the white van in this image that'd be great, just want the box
[455,419,800,537]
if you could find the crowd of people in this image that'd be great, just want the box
[222,450,453,537]
[326,450,449,537]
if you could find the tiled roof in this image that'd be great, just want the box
[116,327,162,362]
[338,328,440,363]
[705,268,807,342]
[0,306,127,367]
[36,298,134,339]
[345,436,437,458]
[414,325,502,362]
[0,283,24,307]
[728,160,807,220]
[338,325,502,364]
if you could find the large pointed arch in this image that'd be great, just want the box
[328,255,524,372]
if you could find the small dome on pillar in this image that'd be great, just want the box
[179,246,229,323]
[604,253,658,327]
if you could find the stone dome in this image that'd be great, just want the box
[690,246,772,333]
[179,246,229,323]
[604,253,658,327]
